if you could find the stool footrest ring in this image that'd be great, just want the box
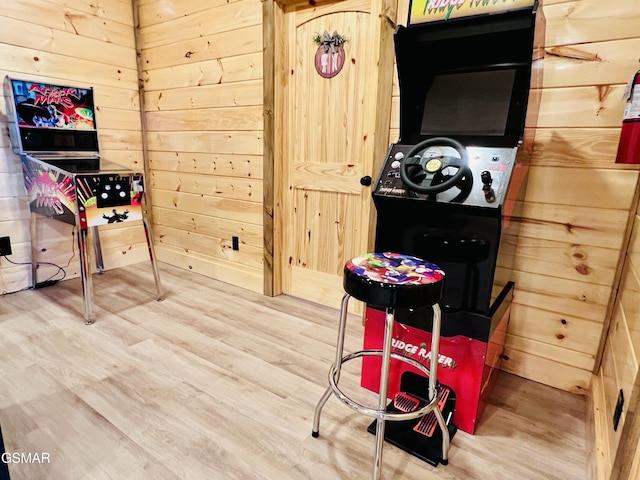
[328,350,439,421]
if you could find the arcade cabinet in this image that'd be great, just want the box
[361,0,545,449]
[4,77,163,324]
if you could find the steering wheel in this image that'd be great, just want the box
[400,137,470,195]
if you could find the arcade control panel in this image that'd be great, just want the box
[374,143,518,208]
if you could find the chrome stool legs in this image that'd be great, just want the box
[312,293,350,436]
[373,306,394,478]
[312,294,450,479]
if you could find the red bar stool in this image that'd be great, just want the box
[312,252,451,479]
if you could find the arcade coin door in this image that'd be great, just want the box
[4,77,163,324]
[362,0,545,437]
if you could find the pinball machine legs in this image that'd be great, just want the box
[91,226,105,273]
[28,199,162,324]
[29,211,38,292]
[79,215,163,325]
[29,211,96,324]
[79,214,163,325]
[141,193,164,302]
[77,226,96,325]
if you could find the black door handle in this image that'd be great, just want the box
[360,175,372,186]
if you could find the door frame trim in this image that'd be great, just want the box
[263,0,277,296]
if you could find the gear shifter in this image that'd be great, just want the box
[481,170,495,203]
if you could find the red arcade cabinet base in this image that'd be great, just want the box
[361,303,510,434]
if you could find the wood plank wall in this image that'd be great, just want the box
[391,0,640,393]
[0,0,149,295]
[506,0,640,392]
[137,0,265,293]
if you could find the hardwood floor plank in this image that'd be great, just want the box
[3,388,181,480]
[0,263,589,479]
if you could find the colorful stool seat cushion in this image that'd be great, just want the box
[344,252,445,309]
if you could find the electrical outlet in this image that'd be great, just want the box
[0,236,11,256]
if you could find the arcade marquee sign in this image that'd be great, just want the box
[410,0,535,23]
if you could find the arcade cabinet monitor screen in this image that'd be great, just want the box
[420,69,516,137]
[10,79,96,131]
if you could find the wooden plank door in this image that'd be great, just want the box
[277,0,389,309]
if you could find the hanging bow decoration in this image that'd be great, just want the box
[313,31,347,53]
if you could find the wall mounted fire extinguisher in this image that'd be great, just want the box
[616,69,640,164]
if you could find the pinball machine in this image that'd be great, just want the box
[4,77,163,325]
[360,0,545,457]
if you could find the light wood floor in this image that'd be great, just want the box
[0,263,590,479]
